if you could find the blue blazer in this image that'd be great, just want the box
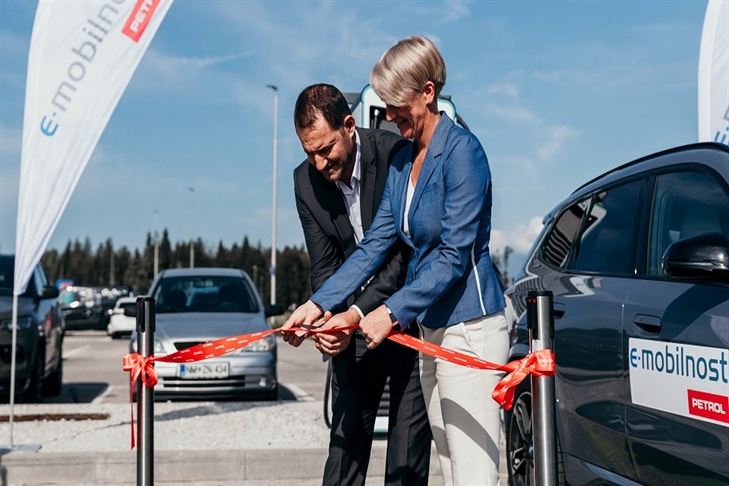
[311,114,505,329]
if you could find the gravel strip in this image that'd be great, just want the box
[4,400,332,452]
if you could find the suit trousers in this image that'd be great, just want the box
[419,311,509,486]
[323,327,431,486]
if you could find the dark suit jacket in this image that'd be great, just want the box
[293,127,410,314]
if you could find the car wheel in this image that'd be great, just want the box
[505,384,533,486]
[23,353,44,403]
[505,382,565,486]
[43,357,63,396]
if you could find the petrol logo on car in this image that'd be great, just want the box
[688,389,728,423]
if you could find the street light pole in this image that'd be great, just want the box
[186,187,195,268]
[153,210,159,276]
[266,84,278,310]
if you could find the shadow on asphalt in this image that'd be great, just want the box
[39,382,297,404]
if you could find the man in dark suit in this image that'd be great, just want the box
[289,84,431,486]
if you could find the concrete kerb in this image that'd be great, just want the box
[0,447,443,485]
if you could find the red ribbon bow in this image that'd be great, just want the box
[121,353,159,449]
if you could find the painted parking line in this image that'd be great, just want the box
[63,344,90,359]
[283,383,315,402]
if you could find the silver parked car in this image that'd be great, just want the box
[130,267,283,400]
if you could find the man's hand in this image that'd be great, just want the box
[281,300,323,347]
[313,308,360,357]
[359,305,396,350]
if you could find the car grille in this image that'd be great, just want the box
[173,341,205,351]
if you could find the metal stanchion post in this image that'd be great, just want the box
[527,290,557,486]
[136,297,155,486]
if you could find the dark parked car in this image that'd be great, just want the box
[60,285,135,330]
[0,255,64,402]
[130,267,284,400]
[504,142,729,485]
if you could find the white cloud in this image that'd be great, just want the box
[487,103,539,124]
[537,125,578,162]
[0,124,21,159]
[492,216,543,254]
[487,83,520,100]
[442,0,473,21]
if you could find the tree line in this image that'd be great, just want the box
[40,230,512,310]
[40,230,310,310]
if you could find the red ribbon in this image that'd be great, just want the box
[386,331,554,410]
[122,324,554,448]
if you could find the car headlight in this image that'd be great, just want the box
[0,316,34,331]
[241,335,275,352]
[130,338,167,356]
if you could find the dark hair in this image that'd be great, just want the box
[294,84,351,132]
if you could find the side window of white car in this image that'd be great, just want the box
[647,170,729,276]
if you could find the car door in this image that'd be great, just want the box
[32,264,61,375]
[549,179,644,482]
[624,168,729,485]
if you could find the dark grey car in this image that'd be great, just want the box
[0,255,64,402]
[505,142,729,486]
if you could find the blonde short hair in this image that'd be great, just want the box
[370,35,446,107]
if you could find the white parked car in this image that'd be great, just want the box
[107,296,137,339]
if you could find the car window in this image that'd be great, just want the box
[0,257,35,298]
[647,170,729,276]
[573,180,642,275]
[154,276,259,314]
[540,198,590,269]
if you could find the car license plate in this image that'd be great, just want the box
[179,362,229,379]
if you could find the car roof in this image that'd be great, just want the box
[157,267,247,278]
[543,142,729,223]
[115,296,137,304]
[574,142,729,195]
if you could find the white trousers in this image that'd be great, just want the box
[419,311,509,486]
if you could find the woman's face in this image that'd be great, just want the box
[384,91,430,140]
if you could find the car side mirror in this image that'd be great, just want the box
[662,232,729,282]
[41,285,60,299]
[123,306,137,318]
[264,304,285,318]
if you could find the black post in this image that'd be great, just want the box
[527,290,557,486]
[136,297,155,486]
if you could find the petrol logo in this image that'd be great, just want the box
[688,389,729,424]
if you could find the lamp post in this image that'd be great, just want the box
[266,84,278,311]
[153,210,160,276]
[186,187,195,268]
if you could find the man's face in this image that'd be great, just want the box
[298,114,356,184]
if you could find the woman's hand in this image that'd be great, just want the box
[280,300,323,347]
[313,308,359,356]
[359,305,396,349]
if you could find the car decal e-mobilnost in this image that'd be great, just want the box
[629,337,728,427]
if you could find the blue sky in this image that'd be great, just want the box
[0,0,711,275]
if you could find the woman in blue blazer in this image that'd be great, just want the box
[283,36,508,486]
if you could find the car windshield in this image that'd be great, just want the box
[153,276,259,314]
[0,256,35,298]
